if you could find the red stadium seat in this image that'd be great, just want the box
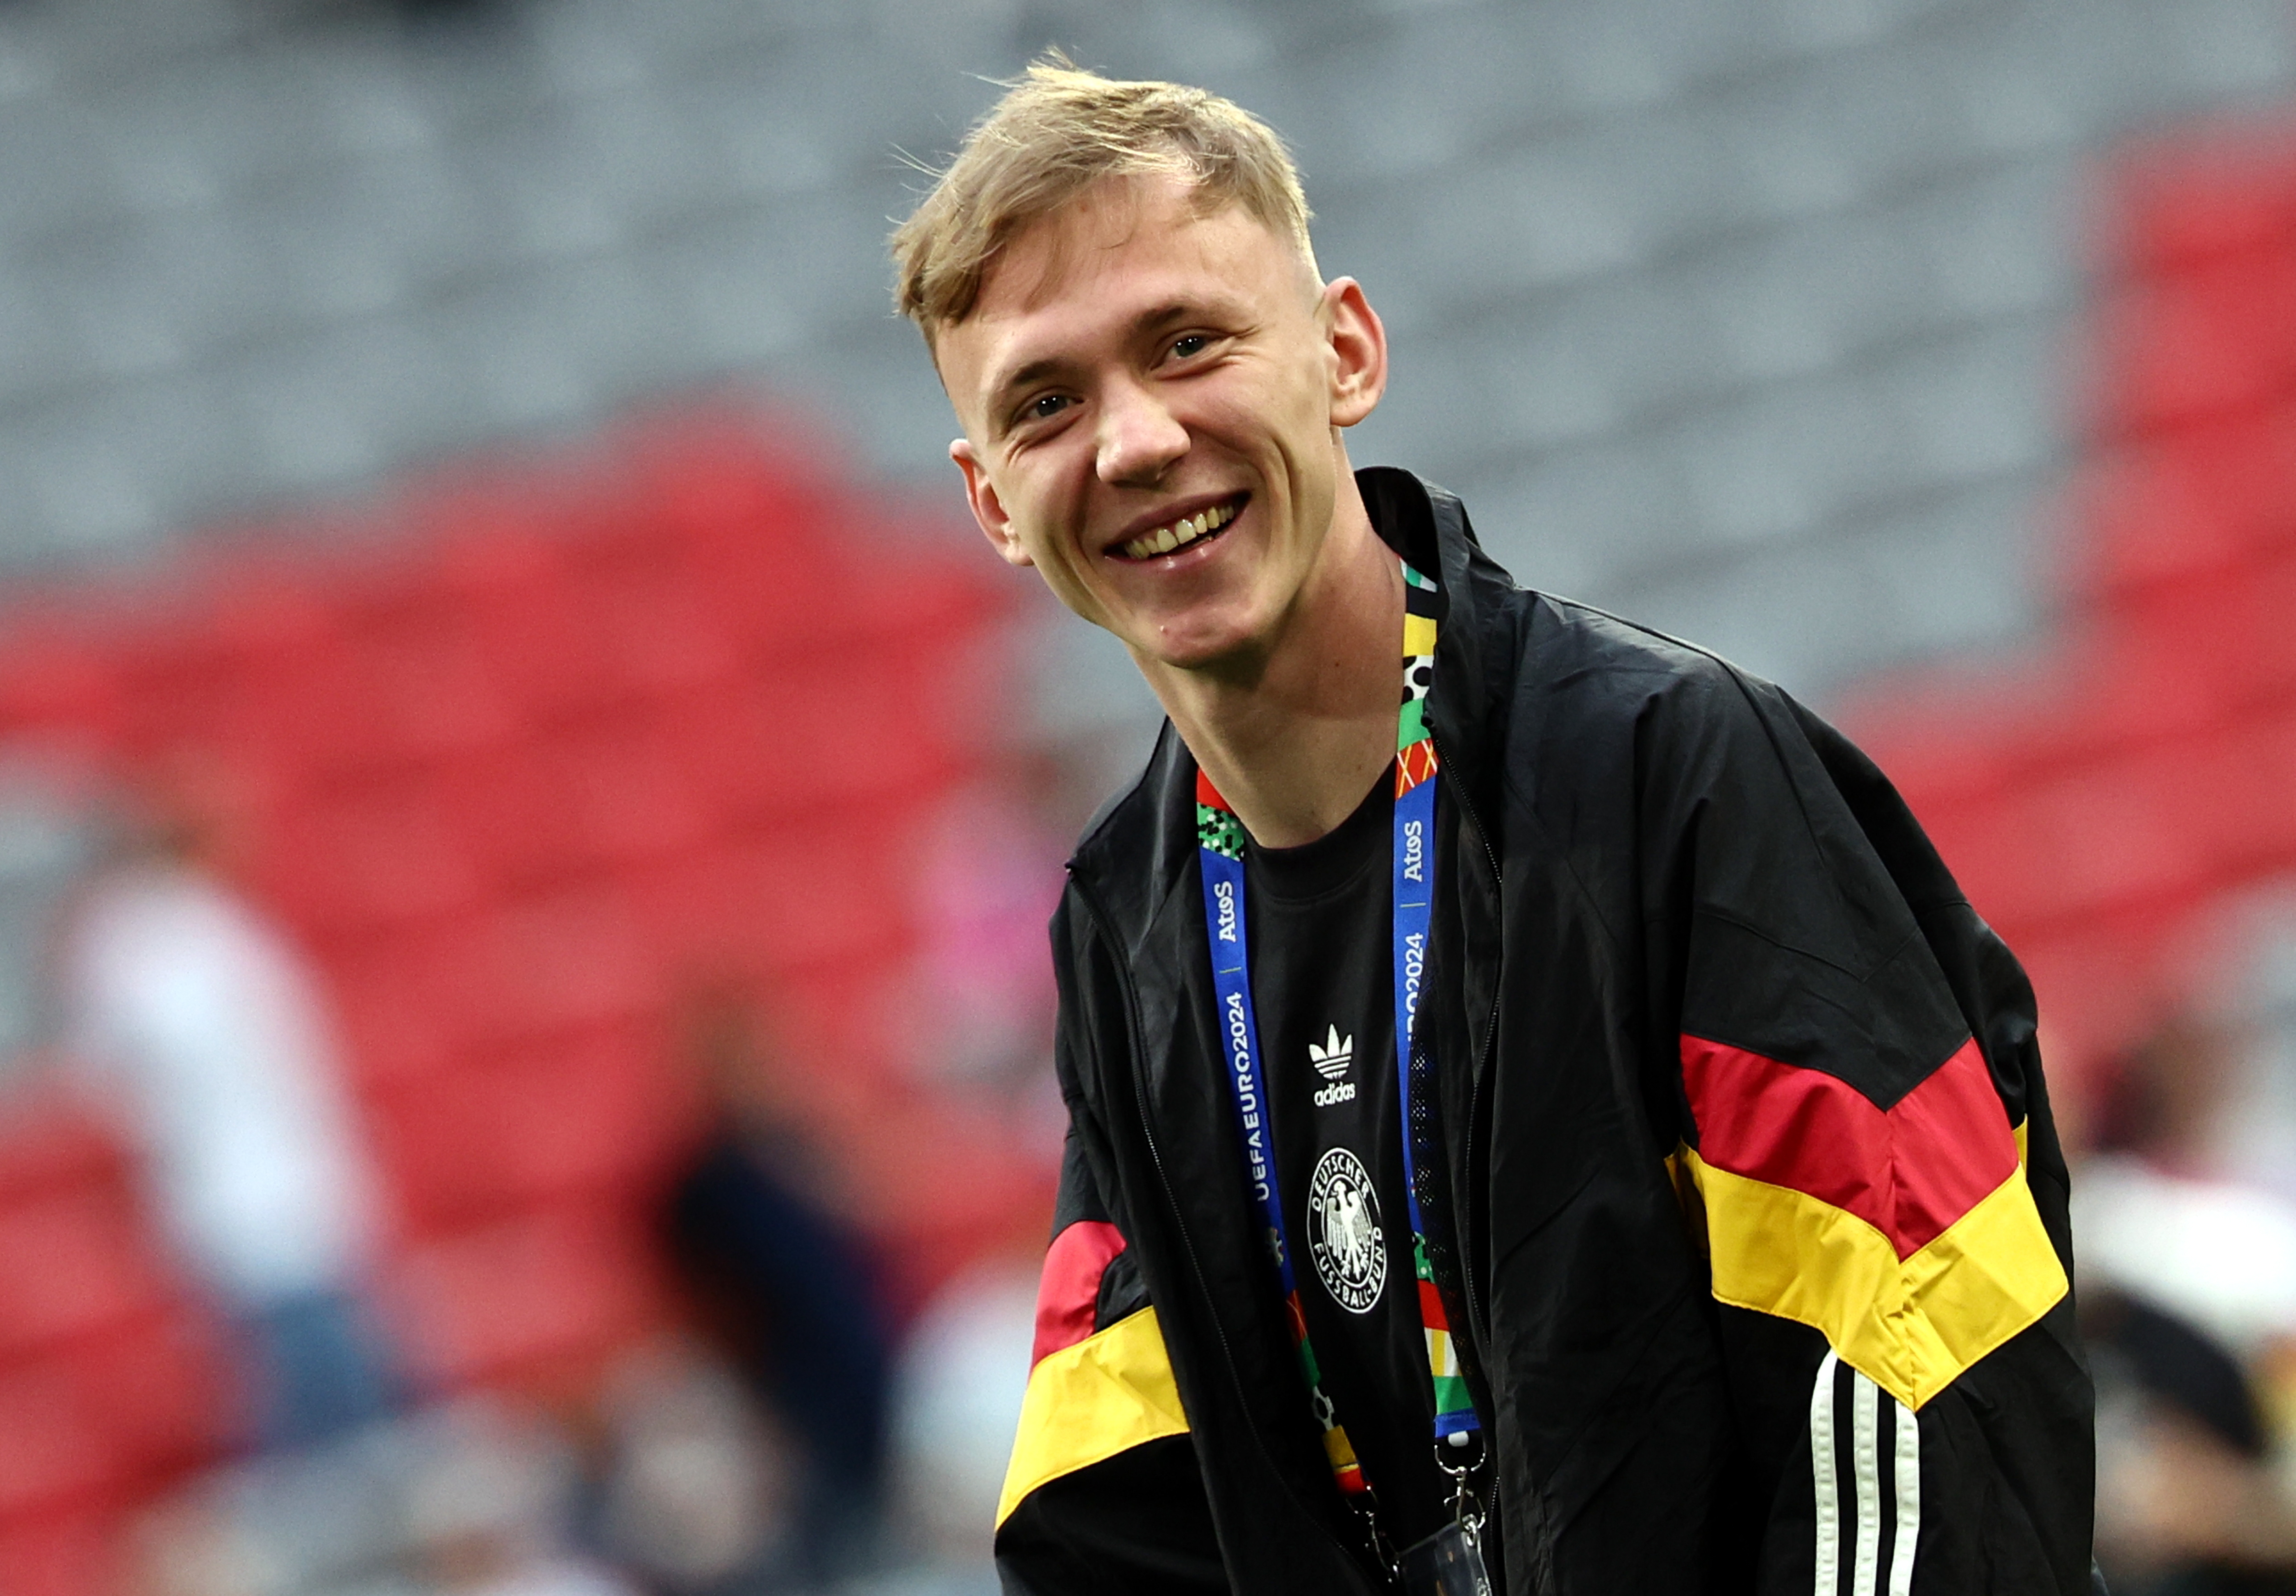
[423,744,588,894]
[107,578,362,785]
[2093,580,2254,739]
[557,544,742,706]
[2097,253,2296,437]
[2084,438,2260,595]
[323,921,497,1091]
[0,1361,118,1525]
[439,534,608,730]
[51,1314,230,1480]
[2116,127,2296,277]
[674,822,915,980]
[528,715,720,871]
[372,1023,691,1232]
[389,1205,667,1398]
[262,777,486,935]
[474,883,656,1043]
[0,1188,171,1361]
[0,1095,128,1209]
[0,628,124,746]
[0,1512,116,1596]
[2176,710,2296,878]
[333,596,520,768]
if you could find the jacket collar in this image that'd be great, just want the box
[1068,467,1517,925]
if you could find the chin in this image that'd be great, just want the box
[1113,582,1281,674]
[1135,623,1264,674]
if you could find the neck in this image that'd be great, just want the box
[1138,473,1404,849]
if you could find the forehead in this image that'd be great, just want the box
[938,176,1310,405]
[994,174,1293,307]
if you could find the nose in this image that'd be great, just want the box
[1094,377,1188,487]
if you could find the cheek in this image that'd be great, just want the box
[1018,483,1092,570]
[1261,361,1341,451]
[995,457,1065,530]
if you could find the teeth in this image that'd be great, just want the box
[1120,501,1239,559]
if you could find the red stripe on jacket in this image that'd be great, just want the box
[1032,1219,1127,1368]
[1680,1034,2017,1259]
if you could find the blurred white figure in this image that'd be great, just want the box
[591,1338,789,1593]
[2076,1014,2296,1359]
[885,1261,1037,1567]
[59,779,391,1449]
[411,1400,638,1596]
[2078,1158,2296,1360]
[127,1488,288,1596]
[2072,1013,2296,1588]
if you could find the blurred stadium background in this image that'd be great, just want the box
[2,0,2296,1591]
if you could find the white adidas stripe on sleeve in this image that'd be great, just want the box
[1810,1350,1841,1596]
[1888,1395,1921,1596]
[1809,1352,1922,1596]
[1851,1371,1882,1593]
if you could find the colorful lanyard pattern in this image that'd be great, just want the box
[1195,558,1479,1512]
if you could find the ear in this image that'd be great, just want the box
[951,438,1033,568]
[1321,276,1388,428]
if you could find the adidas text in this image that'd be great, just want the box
[1313,1081,1357,1107]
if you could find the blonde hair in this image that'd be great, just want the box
[891,57,1316,345]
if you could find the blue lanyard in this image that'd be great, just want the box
[1193,558,1479,1511]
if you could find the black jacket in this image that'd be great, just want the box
[996,469,2095,1595]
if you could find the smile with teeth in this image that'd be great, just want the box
[1117,499,1238,560]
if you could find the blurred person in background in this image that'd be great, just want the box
[910,769,1065,1104]
[411,1400,641,1596]
[898,61,2096,1593]
[2073,1017,2296,1593]
[2076,1017,2296,1411]
[582,1339,790,1596]
[907,765,1072,1174]
[881,1258,1038,1570]
[659,978,893,1588]
[2088,1288,2296,1595]
[54,759,395,1453]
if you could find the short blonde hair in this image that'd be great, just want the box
[891,58,1316,346]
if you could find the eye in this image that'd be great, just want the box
[1021,393,1071,424]
[1170,333,1210,360]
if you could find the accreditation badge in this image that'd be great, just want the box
[1396,1519,1493,1596]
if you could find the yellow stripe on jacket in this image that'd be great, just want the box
[996,1306,1188,1528]
[1671,1145,2066,1410]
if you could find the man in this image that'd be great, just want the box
[63,767,395,1452]
[892,62,2095,1594]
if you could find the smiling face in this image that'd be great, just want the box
[938,174,1386,676]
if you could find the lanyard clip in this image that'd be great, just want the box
[1354,1492,1401,1582]
[1437,1434,1486,1535]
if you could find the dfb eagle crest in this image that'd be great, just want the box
[1306,1146,1386,1314]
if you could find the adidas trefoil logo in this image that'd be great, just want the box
[1310,1024,1356,1107]
[1309,1025,1354,1079]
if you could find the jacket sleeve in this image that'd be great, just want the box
[1642,668,2095,1595]
[994,905,1229,1596]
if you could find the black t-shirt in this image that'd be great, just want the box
[1244,776,1450,1544]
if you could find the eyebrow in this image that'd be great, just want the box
[986,356,1069,420]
